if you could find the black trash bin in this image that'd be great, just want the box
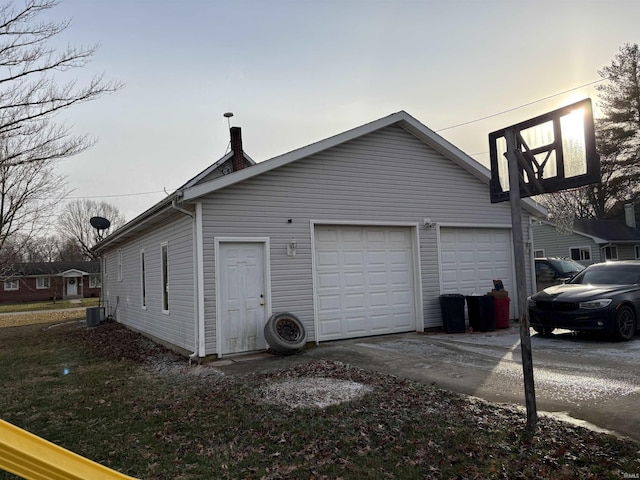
[465,295,496,332]
[439,294,466,333]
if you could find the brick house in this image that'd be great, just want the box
[0,262,101,304]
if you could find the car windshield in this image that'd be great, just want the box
[571,264,640,285]
[549,259,585,274]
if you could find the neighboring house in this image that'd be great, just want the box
[92,112,546,359]
[532,212,640,266]
[0,261,101,304]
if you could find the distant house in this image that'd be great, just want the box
[532,209,640,266]
[92,111,546,359]
[0,262,101,304]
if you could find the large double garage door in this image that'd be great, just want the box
[314,225,418,341]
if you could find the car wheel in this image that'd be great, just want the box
[264,312,307,354]
[533,326,554,337]
[613,305,636,341]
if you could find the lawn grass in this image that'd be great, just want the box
[0,297,99,313]
[0,319,638,479]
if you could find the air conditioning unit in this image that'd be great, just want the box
[86,307,105,327]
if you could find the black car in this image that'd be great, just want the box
[535,257,585,291]
[528,260,640,341]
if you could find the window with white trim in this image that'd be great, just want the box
[570,246,591,261]
[161,243,169,313]
[141,249,147,309]
[36,277,51,289]
[4,279,18,291]
[602,245,618,261]
[89,275,101,288]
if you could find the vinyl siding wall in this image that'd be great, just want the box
[532,222,640,264]
[532,222,601,265]
[102,214,195,353]
[196,125,534,354]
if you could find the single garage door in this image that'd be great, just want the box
[314,225,417,341]
[440,228,515,316]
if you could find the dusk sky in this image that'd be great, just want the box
[50,0,640,222]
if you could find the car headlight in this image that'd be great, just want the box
[579,299,612,309]
[527,296,536,307]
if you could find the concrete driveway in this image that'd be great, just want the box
[215,326,640,442]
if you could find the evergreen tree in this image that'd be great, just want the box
[539,43,640,222]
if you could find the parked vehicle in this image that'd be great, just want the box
[535,257,585,292]
[528,261,640,341]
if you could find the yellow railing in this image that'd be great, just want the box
[0,419,139,480]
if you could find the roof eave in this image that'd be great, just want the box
[91,193,179,254]
[182,111,547,217]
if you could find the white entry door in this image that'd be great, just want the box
[218,242,267,355]
[67,278,78,296]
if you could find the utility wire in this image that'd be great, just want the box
[62,189,175,200]
[435,78,605,133]
[55,79,608,201]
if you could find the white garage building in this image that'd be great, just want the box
[93,111,545,358]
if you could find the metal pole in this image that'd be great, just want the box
[505,128,538,428]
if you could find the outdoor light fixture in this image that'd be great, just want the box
[287,240,297,257]
[423,218,436,229]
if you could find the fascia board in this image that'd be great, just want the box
[91,195,178,253]
[538,220,607,244]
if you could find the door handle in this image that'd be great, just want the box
[259,294,265,306]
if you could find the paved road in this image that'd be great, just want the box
[217,326,640,441]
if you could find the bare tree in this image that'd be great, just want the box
[57,235,85,261]
[59,199,125,259]
[0,0,122,260]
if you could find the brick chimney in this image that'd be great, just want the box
[230,126,244,172]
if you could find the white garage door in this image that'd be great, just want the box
[314,225,417,341]
[440,228,515,315]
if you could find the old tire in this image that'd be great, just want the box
[613,305,636,341]
[264,312,307,354]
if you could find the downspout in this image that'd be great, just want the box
[170,199,200,364]
[528,219,536,295]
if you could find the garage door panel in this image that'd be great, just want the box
[459,251,476,263]
[441,251,457,263]
[317,272,340,289]
[460,269,477,281]
[392,312,413,328]
[343,250,364,266]
[315,226,416,341]
[344,271,364,287]
[367,271,388,287]
[390,270,410,285]
[345,292,365,309]
[320,319,342,338]
[317,251,339,267]
[391,290,412,305]
[440,228,515,316]
[389,249,410,262]
[345,316,367,334]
